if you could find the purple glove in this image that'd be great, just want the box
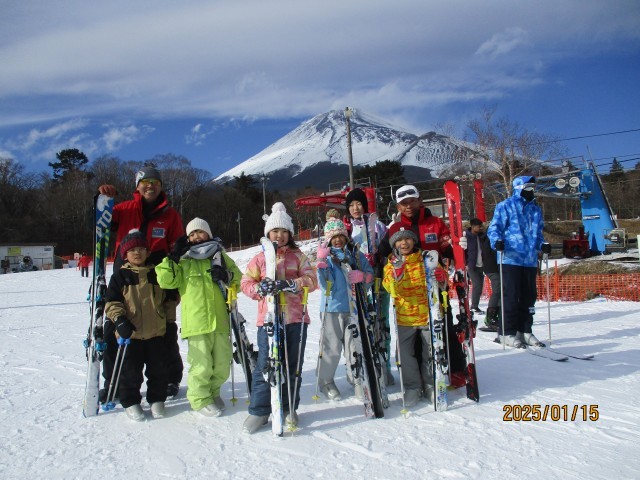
[317,244,330,260]
[348,270,365,284]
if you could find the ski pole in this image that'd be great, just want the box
[313,278,332,401]
[544,253,551,346]
[441,290,452,387]
[289,287,309,432]
[226,285,237,405]
[388,272,408,416]
[279,291,295,430]
[498,251,506,350]
[103,336,130,412]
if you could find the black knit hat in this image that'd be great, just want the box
[120,229,148,259]
[135,166,163,186]
[345,188,368,213]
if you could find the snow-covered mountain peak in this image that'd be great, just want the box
[214,109,478,188]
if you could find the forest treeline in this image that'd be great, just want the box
[1,148,638,256]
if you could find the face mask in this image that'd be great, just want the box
[521,189,535,202]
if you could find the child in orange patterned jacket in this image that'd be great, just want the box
[382,228,448,408]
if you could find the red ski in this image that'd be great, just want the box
[444,180,480,402]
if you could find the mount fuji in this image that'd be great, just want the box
[214,109,479,190]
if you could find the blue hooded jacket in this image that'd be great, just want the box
[487,175,545,268]
[317,245,373,313]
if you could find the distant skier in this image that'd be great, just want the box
[77,253,91,278]
[18,256,37,272]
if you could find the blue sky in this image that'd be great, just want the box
[1,0,638,178]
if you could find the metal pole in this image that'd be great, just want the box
[345,107,354,189]
[237,212,242,249]
[261,175,269,218]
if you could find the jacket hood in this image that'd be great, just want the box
[511,175,536,198]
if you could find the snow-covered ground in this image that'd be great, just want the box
[1,244,639,480]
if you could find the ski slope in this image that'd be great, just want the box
[1,245,639,480]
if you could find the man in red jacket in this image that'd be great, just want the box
[98,166,184,400]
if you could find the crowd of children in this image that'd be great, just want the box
[99,178,546,430]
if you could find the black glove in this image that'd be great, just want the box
[210,265,229,284]
[114,316,135,339]
[169,235,190,263]
[275,279,298,293]
[541,243,552,254]
[256,278,276,297]
[494,240,505,251]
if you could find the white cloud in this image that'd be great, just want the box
[185,123,217,146]
[0,0,636,127]
[20,119,90,150]
[475,27,531,58]
[102,124,155,151]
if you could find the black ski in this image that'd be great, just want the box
[83,193,114,417]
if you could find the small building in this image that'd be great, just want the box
[0,243,56,273]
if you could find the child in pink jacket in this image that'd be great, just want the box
[240,202,317,434]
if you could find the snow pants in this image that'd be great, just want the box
[118,336,168,408]
[317,312,355,387]
[103,320,183,387]
[397,326,433,393]
[500,265,538,336]
[249,323,308,416]
[485,272,501,310]
[186,331,232,410]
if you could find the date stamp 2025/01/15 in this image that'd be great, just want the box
[503,404,599,422]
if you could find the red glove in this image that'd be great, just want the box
[316,261,328,269]
[348,270,364,284]
[363,272,374,284]
[98,184,117,197]
[434,268,448,283]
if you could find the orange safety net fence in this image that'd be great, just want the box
[461,271,640,302]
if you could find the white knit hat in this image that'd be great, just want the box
[186,217,213,238]
[264,202,294,236]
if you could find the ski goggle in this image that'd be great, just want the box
[138,178,161,186]
[522,182,535,191]
[396,187,419,201]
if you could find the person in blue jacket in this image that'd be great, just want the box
[487,176,551,348]
[315,218,374,401]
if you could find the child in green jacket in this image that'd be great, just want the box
[156,217,242,417]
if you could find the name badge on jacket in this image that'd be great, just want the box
[151,227,166,239]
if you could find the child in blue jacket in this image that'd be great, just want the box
[316,218,373,401]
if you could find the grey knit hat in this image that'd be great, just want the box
[389,227,419,247]
[135,166,163,186]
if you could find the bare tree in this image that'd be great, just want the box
[465,107,567,198]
